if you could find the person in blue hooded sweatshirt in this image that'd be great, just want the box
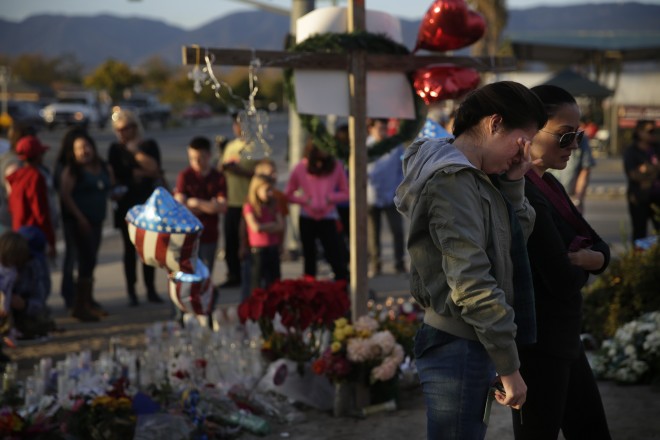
[9,226,56,339]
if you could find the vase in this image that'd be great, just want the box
[333,381,353,417]
[333,381,371,417]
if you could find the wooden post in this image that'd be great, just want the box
[181,13,516,320]
[347,0,368,321]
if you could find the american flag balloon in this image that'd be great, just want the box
[169,259,214,315]
[126,187,203,274]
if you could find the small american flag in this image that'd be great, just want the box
[169,259,214,315]
[126,187,203,274]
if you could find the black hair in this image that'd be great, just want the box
[367,118,389,127]
[452,81,547,138]
[530,85,578,118]
[56,126,88,168]
[58,128,100,180]
[632,119,656,142]
[188,136,212,152]
[304,138,336,176]
[0,231,30,270]
[9,120,37,150]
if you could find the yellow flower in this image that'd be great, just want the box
[334,327,346,342]
[357,329,371,338]
[331,341,342,353]
[117,397,132,409]
[335,317,348,328]
[263,340,272,350]
[343,324,355,336]
[92,396,112,407]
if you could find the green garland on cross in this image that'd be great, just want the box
[283,31,427,162]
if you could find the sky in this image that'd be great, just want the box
[3,0,659,30]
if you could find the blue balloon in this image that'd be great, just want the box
[126,187,203,234]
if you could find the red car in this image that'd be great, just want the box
[181,103,213,121]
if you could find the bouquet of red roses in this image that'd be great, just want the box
[238,278,350,364]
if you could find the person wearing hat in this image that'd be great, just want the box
[5,135,57,259]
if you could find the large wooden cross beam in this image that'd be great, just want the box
[182,5,515,321]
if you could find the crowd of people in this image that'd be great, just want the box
[0,109,407,349]
[0,78,658,439]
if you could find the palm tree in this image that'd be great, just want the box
[468,0,508,56]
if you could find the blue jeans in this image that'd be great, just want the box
[414,324,495,440]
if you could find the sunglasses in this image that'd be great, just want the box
[540,129,585,149]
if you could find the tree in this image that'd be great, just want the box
[9,53,84,88]
[84,59,141,101]
[139,56,175,91]
[11,54,60,87]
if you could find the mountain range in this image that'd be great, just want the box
[1,2,659,70]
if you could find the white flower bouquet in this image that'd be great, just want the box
[591,311,660,384]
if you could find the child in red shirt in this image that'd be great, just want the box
[242,175,284,297]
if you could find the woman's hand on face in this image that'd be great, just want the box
[506,138,540,181]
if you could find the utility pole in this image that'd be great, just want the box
[287,0,315,257]
[0,66,11,130]
[229,0,315,256]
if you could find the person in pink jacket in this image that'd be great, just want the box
[285,140,349,280]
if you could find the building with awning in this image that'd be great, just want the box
[499,31,660,154]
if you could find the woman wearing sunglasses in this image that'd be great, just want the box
[513,85,611,439]
[623,119,660,243]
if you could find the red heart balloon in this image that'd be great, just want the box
[413,65,481,105]
[414,0,486,52]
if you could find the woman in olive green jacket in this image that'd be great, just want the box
[395,81,547,440]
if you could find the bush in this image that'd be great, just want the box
[583,243,660,342]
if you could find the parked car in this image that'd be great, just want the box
[181,103,213,122]
[6,100,45,129]
[40,90,108,130]
[113,93,171,129]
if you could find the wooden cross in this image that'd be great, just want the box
[182,2,515,321]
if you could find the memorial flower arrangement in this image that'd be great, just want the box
[312,316,405,385]
[59,379,136,440]
[371,297,424,359]
[0,406,59,439]
[591,311,660,384]
[238,278,350,364]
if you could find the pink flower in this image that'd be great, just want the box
[371,358,398,382]
[372,331,396,354]
[347,338,373,362]
[354,316,379,334]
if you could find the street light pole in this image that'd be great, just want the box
[0,66,11,130]
[286,0,315,256]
